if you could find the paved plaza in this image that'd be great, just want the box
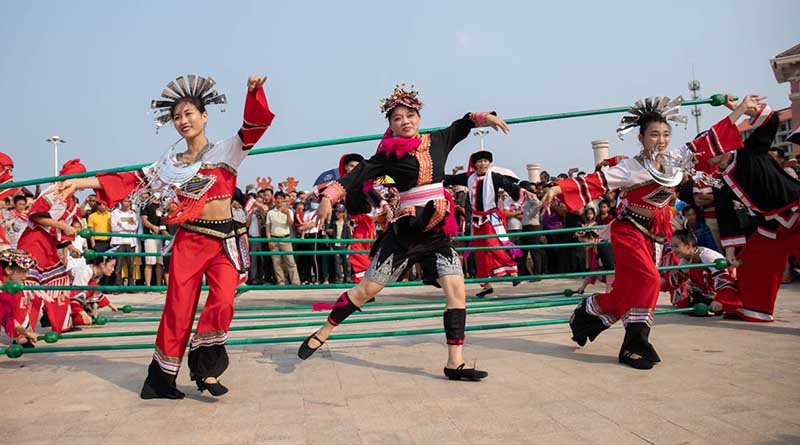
[2,279,799,444]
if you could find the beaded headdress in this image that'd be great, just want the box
[380,84,423,115]
[150,74,227,131]
[0,248,37,270]
[616,96,687,139]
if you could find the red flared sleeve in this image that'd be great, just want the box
[95,170,147,208]
[689,115,745,163]
[238,87,275,149]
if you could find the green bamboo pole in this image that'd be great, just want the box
[77,224,607,244]
[0,95,729,190]
[130,289,572,312]
[0,260,729,295]
[3,307,694,356]
[107,296,583,324]
[47,298,584,341]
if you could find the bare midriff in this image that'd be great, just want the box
[198,197,234,220]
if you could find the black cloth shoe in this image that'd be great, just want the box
[140,360,185,400]
[13,340,35,349]
[475,288,494,298]
[618,349,654,370]
[297,332,325,360]
[569,299,608,347]
[443,363,488,381]
[619,323,657,369]
[196,378,229,396]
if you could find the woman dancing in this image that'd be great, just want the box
[60,74,275,398]
[297,84,510,381]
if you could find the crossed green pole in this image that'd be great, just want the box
[0,94,731,190]
[0,260,730,295]
[4,307,696,358]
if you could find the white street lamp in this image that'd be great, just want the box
[46,136,67,176]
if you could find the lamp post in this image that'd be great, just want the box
[473,128,490,150]
[46,136,67,176]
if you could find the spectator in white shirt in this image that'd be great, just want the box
[110,199,139,286]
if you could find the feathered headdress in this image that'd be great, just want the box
[380,84,423,115]
[150,74,227,131]
[616,96,687,139]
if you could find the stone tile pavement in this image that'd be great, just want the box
[1,279,798,444]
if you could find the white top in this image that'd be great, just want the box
[267,208,293,237]
[110,208,139,246]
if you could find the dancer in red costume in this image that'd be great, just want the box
[691,94,799,322]
[17,159,85,335]
[69,253,119,326]
[444,150,529,297]
[0,249,39,347]
[663,229,741,314]
[540,95,754,369]
[60,74,275,399]
[335,153,390,283]
[298,84,511,381]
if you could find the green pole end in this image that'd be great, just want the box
[5,343,24,358]
[44,332,60,344]
[563,289,574,297]
[713,258,729,270]
[3,280,22,294]
[83,249,97,261]
[78,228,92,239]
[94,315,108,326]
[692,303,710,316]
[121,305,133,314]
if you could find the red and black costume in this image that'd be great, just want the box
[309,112,493,351]
[336,153,387,283]
[93,81,274,398]
[693,105,800,322]
[444,151,523,281]
[563,102,738,368]
[17,160,85,334]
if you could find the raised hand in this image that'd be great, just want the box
[485,114,510,134]
[248,75,268,92]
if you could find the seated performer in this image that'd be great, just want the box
[691,94,800,322]
[540,95,756,369]
[444,150,527,297]
[0,249,38,347]
[663,229,741,315]
[297,84,511,381]
[60,74,275,399]
[69,253,119,326]
[17,159,85,335]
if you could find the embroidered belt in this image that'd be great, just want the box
[618,210,665,244]
[399,183,444,209]
[180,218,246,239]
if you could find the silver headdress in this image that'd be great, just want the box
[150,74,227,131]
[617,96,691,187]
[616,96,687,139]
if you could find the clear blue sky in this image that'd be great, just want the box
[1,0,798,190]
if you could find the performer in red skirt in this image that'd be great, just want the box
[691,94,799,322]
[0,249,39,347]
[17,159,85,335]
[444,150,528,297]
[60,74,275,399]
[540,95,755,369]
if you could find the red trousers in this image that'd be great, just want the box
[585,221,660,326]
[733,227,800,322]
[471,222,517,279]
[152,230,239,375]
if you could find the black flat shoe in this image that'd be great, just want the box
[443,363,488,381]
[297,332,325,360]
[140,380,186,400]
[475,288,494,298]
[197,378,228,397]
[618,350,653,370]
[645,343,661,363]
